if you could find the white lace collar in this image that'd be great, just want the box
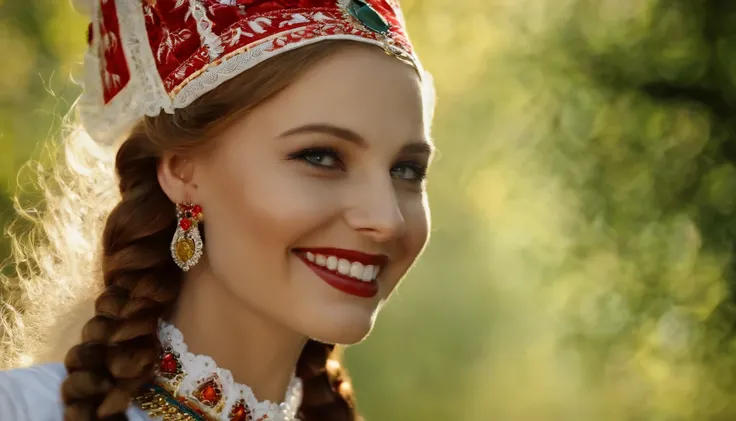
[152,320,303,421]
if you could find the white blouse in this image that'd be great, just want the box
[0,363,151,420]
[0,321,303,421]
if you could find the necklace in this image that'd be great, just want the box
[133,320,302,421]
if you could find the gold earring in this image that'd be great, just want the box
[170,203,204,271]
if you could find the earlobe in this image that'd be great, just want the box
[157,152,197,204]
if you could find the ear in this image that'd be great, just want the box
[157,151,197,204]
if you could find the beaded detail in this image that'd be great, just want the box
[134,320,303,421]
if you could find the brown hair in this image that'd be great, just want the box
[60,40,363,421]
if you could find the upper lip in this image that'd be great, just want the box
[295,247,388,267]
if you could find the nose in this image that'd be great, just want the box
[344,176,406,243]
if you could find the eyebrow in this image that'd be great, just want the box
[279,123,434,155]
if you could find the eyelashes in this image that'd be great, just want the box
[287,147,428,183]
[390,160,428,182]
[289,147,344,171]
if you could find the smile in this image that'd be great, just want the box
[294,248,387,298]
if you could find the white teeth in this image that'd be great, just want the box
[337,259,351,275]
[316,254,327,266]
[361,265,374,282]
[303,252,382,282]
[327,255,338,270]
[350,262,364,279]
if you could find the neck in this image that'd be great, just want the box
[169,257,307,403]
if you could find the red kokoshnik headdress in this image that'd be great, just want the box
[72,0,425,145]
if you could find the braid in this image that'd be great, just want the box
[61,129,182,421]
[297,340,359,421]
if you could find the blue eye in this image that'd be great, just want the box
[290,147,344,170]
[391,162,428,182]
[289,148,428,183]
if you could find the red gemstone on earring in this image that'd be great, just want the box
[160,353,177,373]
[192,205,202,216]
[180,218,192,231]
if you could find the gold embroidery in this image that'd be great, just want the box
[135,386,204,421]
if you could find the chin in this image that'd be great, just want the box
[304,309,377,345]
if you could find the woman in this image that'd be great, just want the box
[0,0,435,420]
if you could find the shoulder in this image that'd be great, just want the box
[0,363,150,421]
[0,363,67,420]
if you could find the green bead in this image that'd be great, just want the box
[347,0,391,34]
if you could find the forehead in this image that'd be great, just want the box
[250,44,427,141]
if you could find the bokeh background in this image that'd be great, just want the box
[3,0,736,420]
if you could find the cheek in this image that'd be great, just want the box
[199,153,340,261]
[401,194,431,262]
[379,194,429,300]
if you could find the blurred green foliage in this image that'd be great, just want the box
[4,0,736,420]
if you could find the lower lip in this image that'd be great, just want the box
[296,254,378,298]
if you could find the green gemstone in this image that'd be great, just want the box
[347,0,391,34]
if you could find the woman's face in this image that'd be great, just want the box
[191,45,433,344]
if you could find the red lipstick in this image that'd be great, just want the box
[294,248,387,298]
